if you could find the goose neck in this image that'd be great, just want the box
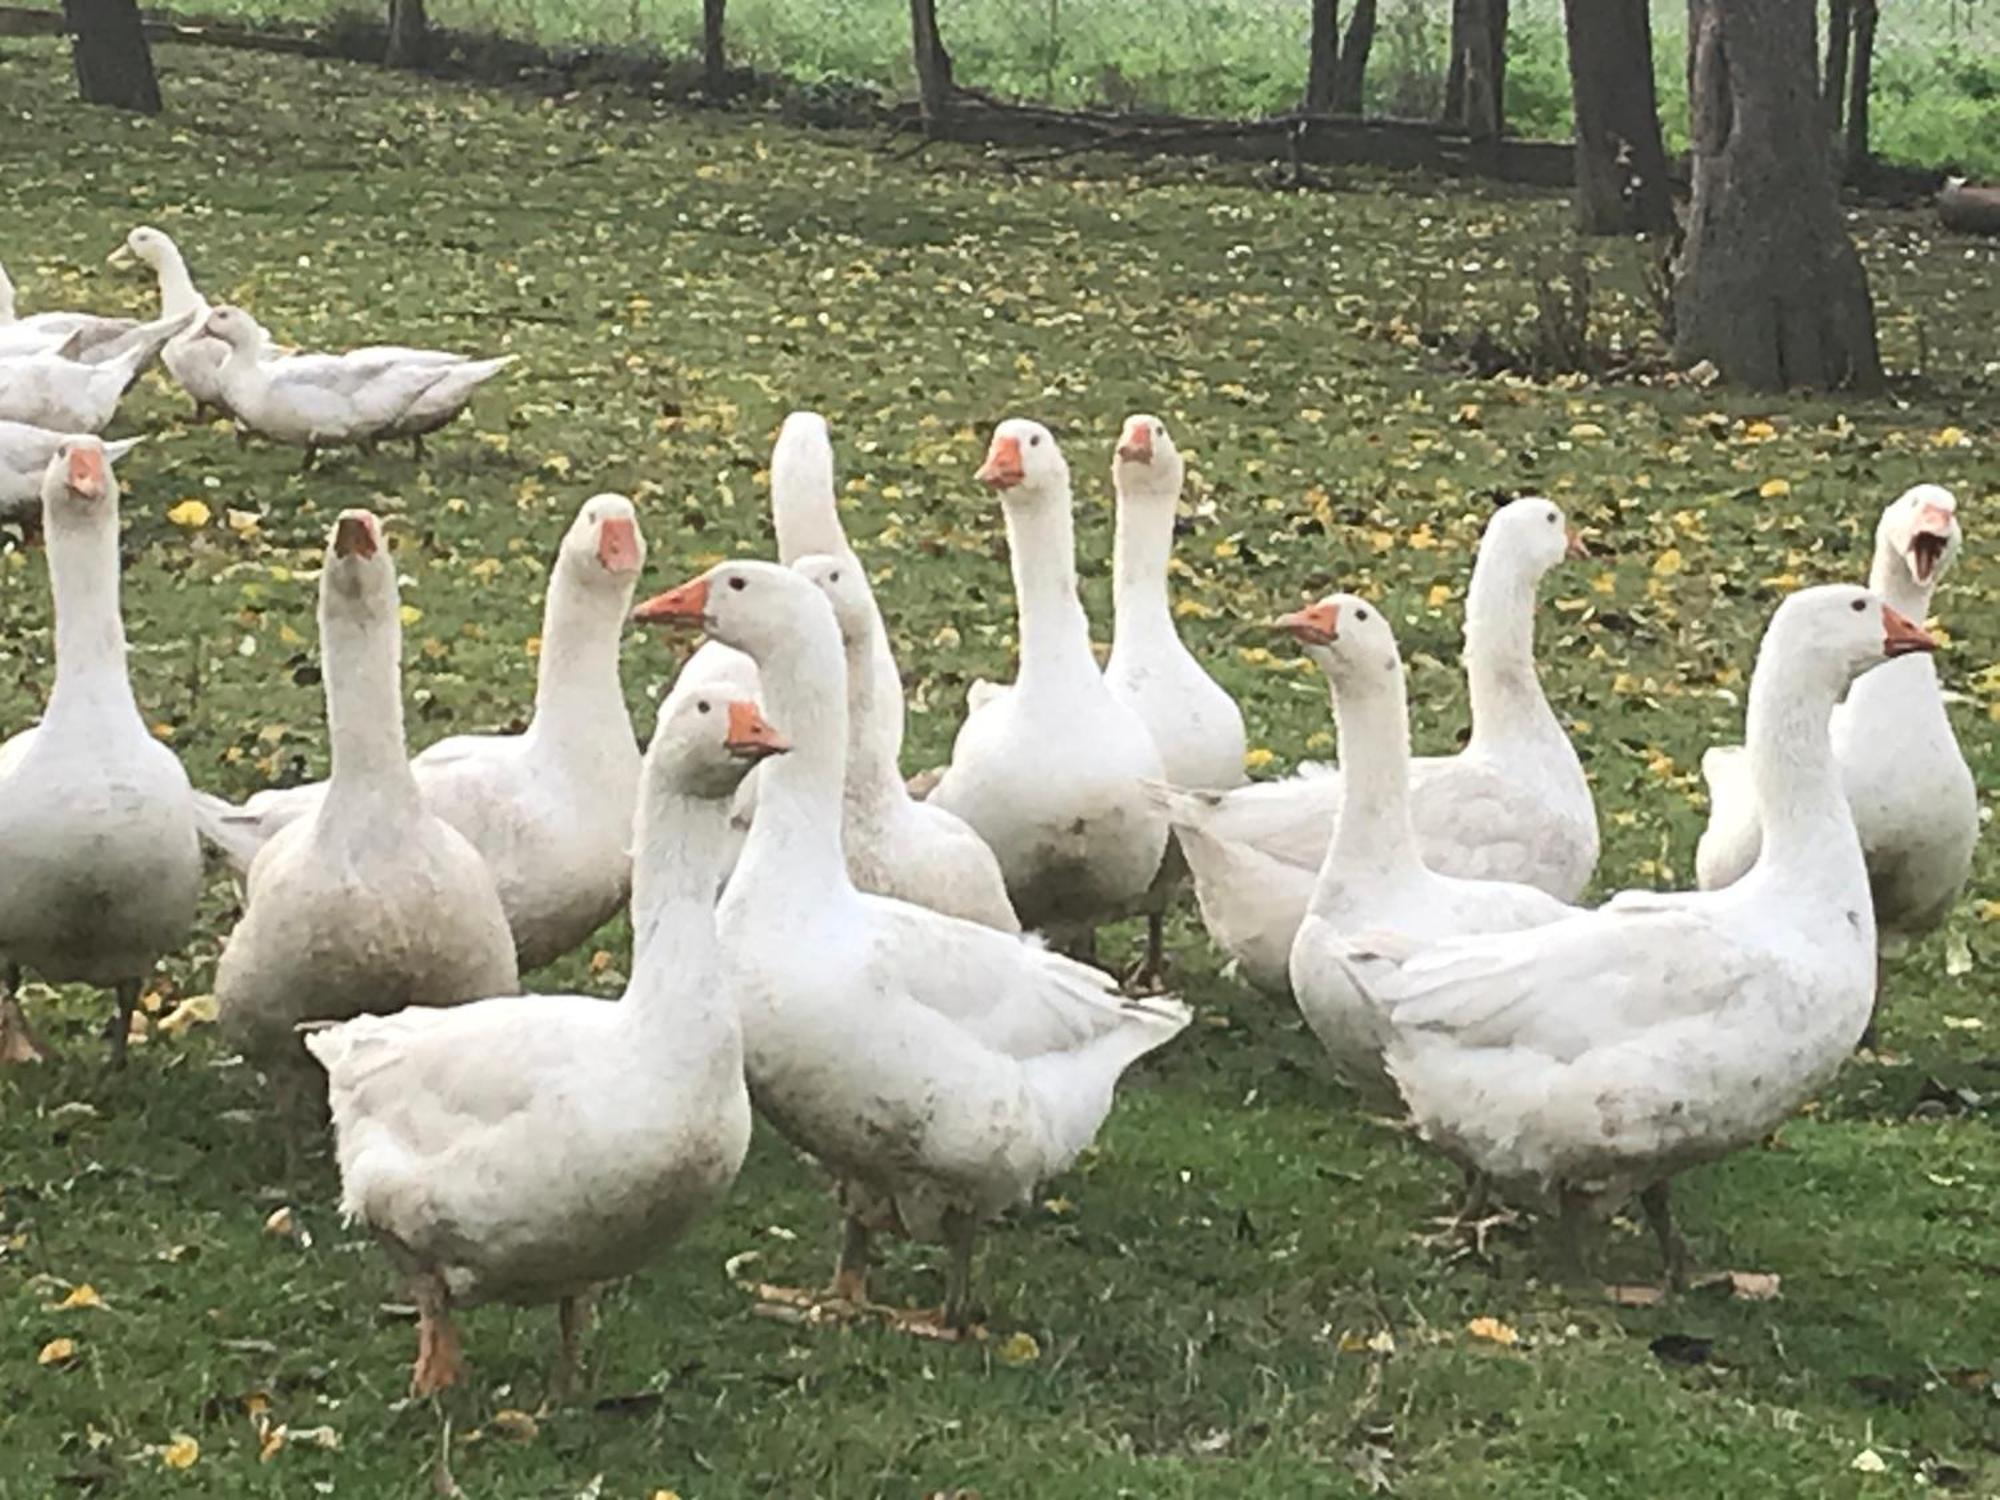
[1006,489,1096,693]
[839,607,906,824]
[524,564,631,756]
[1463,554,1555,750]
[1321,663,1425,887]
[1865,548,1932,624]
[1743,654,1860,885]
[1112,489,1178,651]
[44,515,143,730]
[320,604,422,817]
[151,247,203,320]
[773,490,847,568]
[625,784,744,1052]
[736,620,851,893]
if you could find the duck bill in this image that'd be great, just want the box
[1276,602,1339,647]
[596,517,642,575]
[724,700,789,760]
[976,434,1024,491]
[1881,604,1937,659]
[632,576,710,628]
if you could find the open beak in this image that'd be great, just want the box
[66,445,107,502]
[632,575,710,628]
[333,512,378,559]
[1116,421,1153,464]
[1277,601,1339,647]
[596,516,642,575]
[976,434,1025,491]
[724,700,789,761]
[1881,604,1937,659]
[1565,528,1588,560]
[1908,507,1954,584]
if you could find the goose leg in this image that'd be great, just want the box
[411,433,427,463]
[1130,911,1168,989]
[104,979,141,1065]
[546,1290,593,1408]
[0,964,47,1065]
[409,1272,465,1399]
[1555,1184,1595,1284]
[233,424,249,450]
[940,1206,980,1333]
[299,444,317,474]
[832,1214,871,1303]
[430,1397,465,1499]
[1639,1181,1690,1291]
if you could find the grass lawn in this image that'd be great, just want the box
[2,38,1997,1499]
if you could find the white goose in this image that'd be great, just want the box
[1698,486,1977,969]
[793,553,1020,931]
[0,310,195,432]
[0,438,201,1063]
[215,511,519,1073]
[194,496,645,972]
[1340,587,1934,1284]
[1156,496,1596,994]
[633,560,1189,1323]
[203,306,512,466]
[1104,414,1246,978]
[1281,595,1574,1100]
[930,420,1170,946]
[0,422,141,521]
[108,225,233,423]
[0,258,140,358]
[304,686,773,1471]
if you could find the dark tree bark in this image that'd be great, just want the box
[702,0,727,95]
[1844,0,1877,171]
[1563,0,1672,234]
[1331,0,1376,114]
[383,0,425,68]
[1447,0,1506,139]
[1306,0,1339,112]
[910,0,955,130]
[1673,0,1883,390]
[1822,0,1850,134]
[62,0,161,113]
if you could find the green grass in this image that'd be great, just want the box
[2,38,1998,1498]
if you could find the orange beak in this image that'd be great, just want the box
[976,433,1025,491]
[724,700,789,760]
[1277,601,1339,646]
[1881,604,1937,659]
[66,445,107,501]
[597,516,642,574]
[632,575,710,627]
[1116,420,1153,464]
[333,512,378,559]
[1565,528,1588,560]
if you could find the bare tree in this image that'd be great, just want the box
[1844,0,1878,171]
[910,0,956,130]
[702,0,728,96]
[1306,0,1339,111]
[1445,0,1507,140]
[1674,0,1882,390]
[1563,0,1672,234]
[1332,0,1376,114]
[384,0,426,68]
[62,0,162,113]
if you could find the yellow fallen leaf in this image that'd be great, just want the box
[487,1409,539,1441]
[226,508,261,536]
[1243,747,1275,772]
[1933,425,1966,447]
[1741,420,1776,441]
[264,1206,298,1239]
[156,994,218,1036]
[996,1331,1041,1366]
[38,1337,77,1366]
[55,1283,103,1310]
[166,499,211,529]
[651,1492,683,1500]
[1426,583,1452,608]
[1757,478,1791,498]
[399,604,424,627]
[259,1425,286,1463]
[1466,1316,1519,1346]
[162,1434,199,1470]
[1569,422,1605,440]
[1651,547,1683,578]
[1366,1329,1396,1354]
[1851,1449,1887,1474]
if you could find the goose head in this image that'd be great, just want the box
[557,492,646,588]
[1278,592,1401,693]
[320,509,396,620]
[976,418,1069,504]
[1112,413,1184,503]
[1482,495,1585,579]
[631,557,835,663]
[108,225,177,272]
[791,553,875,652]
[1763,584,1937,700]
[39,436,118,533]
[648,689,788,799]
[1876,484,1960,590]
[201,305,264,351]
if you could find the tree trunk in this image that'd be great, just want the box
[909,0,955,130]
[61,0,161,113]
[1822,0,1850,135]
[702,0,727,95]
[1448,0,1506,139]
[1306,0,1339,112]
[383,0,426,68]
[1563,0,1672,234]
[1844,0,1876,172]
[1331,0,1375,114]
[1673,0,1883,390]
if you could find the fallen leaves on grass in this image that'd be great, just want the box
[53,1283,104,1311]
[155,994,218,1036]
[37,1337,77,1366]
[166,499,211,529]
[486,1409,540,1442]
[1465,1317,1519,1346]
[161,1434,200,1470]
[996,1331,1040,1366]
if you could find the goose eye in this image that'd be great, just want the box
[1152,423,1163,437]
[696,699,711,713]
[1546,512,1558,524]
[1850,598,1866,612]
[829,570,841,583]
[728,576,747,592]
[1028,434,1042,448]
[1355,607,1369,621]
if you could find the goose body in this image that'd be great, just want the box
[215,512,519,1072]
[0,311,192,431]
[109,225,234,419]
[1698,486,1977,952]
[1157,497,1597,994]
[0,423,141,521]
[0,439,200,1061]
[0,260,141,359]
[194,497,646,972]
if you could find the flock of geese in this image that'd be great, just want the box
[0,234,1982,1484]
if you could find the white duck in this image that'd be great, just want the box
[304,686,774,1469]
[0,258,140,358]
[107,225,233,422]
[1281,595,1575,1100]
[1103,414,1246,978]
[1156,496,1597,995]
[633,560,1189,1323]
[1339,586,1935,1284]
[0,422,141,521]
[1698,486,1977,969]
[793,553,1020,931]
[929,420,1169,946]
[0,438,201,1063]
[215,511,519,1074]
[0,310,194,431]
[203,306,512,466]
[193,496,645,972]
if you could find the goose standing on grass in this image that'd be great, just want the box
[0,310,195,431]
[1155,497,1596,994]
[0,422,141,521]
[305,689,776,1492]
[1698,487,1977,990]
[107,225,232,423]
[194,496,646,972]
[634,561,1190,1324]
[0,439,200,1063]
[203,305,513,467]
[1340,587,1933,1287]
[0,259,140,358]
[793,554,1020,931]
[215,511,519,1081]
[929,420,1170,952]
[1281,596,1574,1100]
[1103,414,1246,981]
